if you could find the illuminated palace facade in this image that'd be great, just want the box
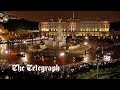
[40,18,110,37]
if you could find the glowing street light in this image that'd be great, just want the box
[5,50,8,54]
[85,36,88,39]
[23,40,26,44]
[60,52,65,57]
[21,56,27,62]
[21,53,27,62]
[41,56,44,61]
[84,42,88,45]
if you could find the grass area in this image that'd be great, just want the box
[76,66,120,79]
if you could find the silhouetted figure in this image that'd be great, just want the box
[85,50,87,55]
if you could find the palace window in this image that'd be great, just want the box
[95,29,97,31]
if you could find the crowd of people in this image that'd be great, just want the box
[0,57,120,79]
[0,37,120,79]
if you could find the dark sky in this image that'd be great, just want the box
[7,11,120,22]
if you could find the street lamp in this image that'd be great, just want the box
[60,52,65,57]
[5,50,8,54]
[21,55,27,63]
[84,42,88,45]
[23,40,26,44]
[85,36,88,40]
[96,54,100,79]
[102,47,103,54]
[60,52,65,65]
[116,36,118,40]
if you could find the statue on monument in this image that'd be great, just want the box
[44,18,66,48]
[55,18,66,47]
[56,18,63,42]
[58,18,62,23]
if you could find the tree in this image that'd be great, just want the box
[3,18,38,32]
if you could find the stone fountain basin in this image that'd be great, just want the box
[44,40,66,47]
[29,44,47,52]
[63,44,80,50]
[68,44,80,50]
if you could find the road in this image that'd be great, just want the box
[0,38,120,66]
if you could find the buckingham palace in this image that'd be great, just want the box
[39,17,110,38]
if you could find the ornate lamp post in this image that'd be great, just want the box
[96,54,100,79]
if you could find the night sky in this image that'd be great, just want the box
[7,11,120,22]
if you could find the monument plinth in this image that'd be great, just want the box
[55,18,66,47]
[44,18,66,48]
